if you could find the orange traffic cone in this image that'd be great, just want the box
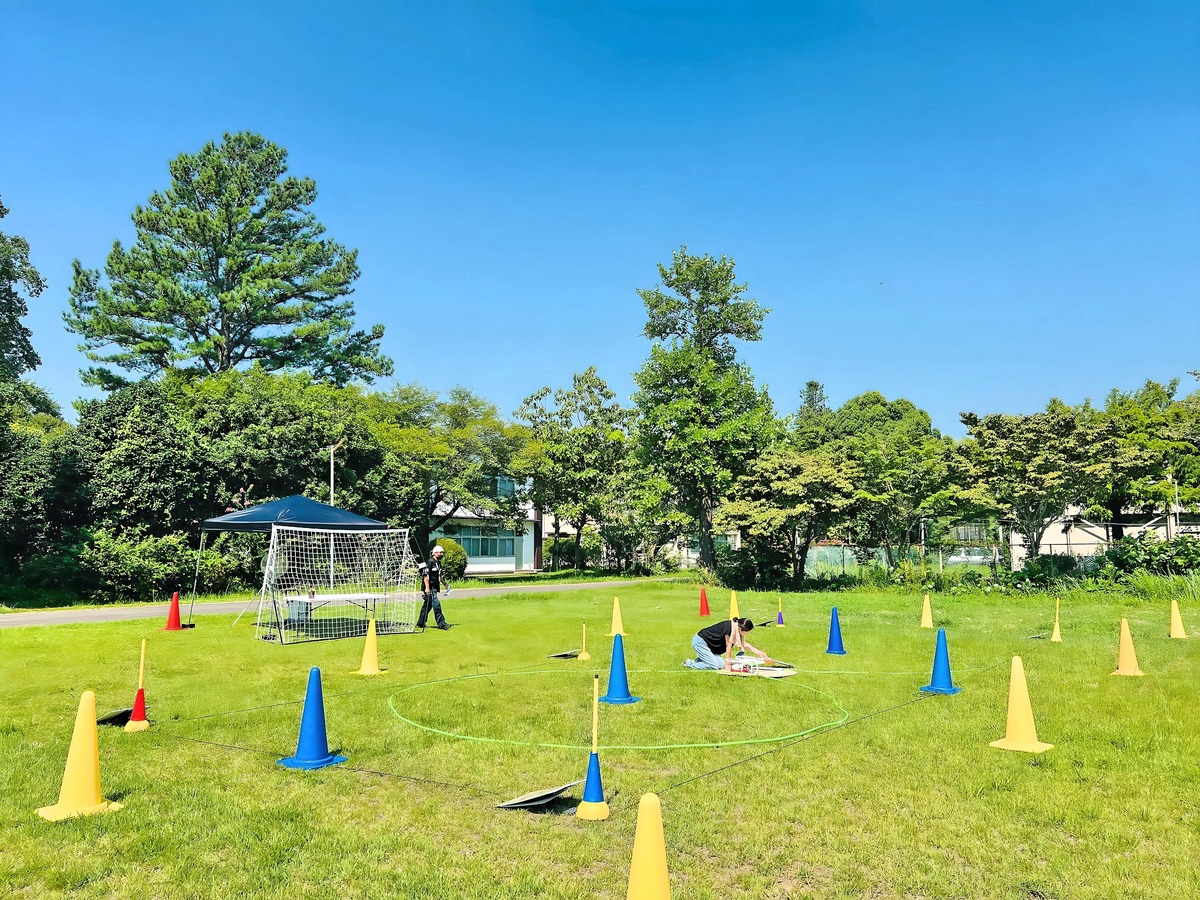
[37,691,123,821]
[699,588,710,617]
[125,639,150,732]
[163,592,183,631]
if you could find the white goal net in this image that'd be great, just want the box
[255,525,421,644]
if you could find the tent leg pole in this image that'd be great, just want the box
[232,586,261,627]
[187,532,206,626]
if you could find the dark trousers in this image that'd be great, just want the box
[417,591,447,628]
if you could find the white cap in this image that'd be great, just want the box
[432,545,445,555]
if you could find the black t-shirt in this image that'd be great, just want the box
[422,557,442,591]
[698,620,734,654]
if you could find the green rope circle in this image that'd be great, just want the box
[386,668,852,751]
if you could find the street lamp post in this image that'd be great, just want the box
[327,438,346,506]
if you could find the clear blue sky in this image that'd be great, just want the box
[3,1,1198,434]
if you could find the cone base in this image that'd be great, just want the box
[599,695,641,704]
[37,799,122,822]
[607,632,626,637]
[352,667,385,676]
[990,737,1053,754]
[278,753,347,770]
[826,649,847,656]
[1111,669,1144,677]
[577,651,592,661]
[576,800,610,820]
[1050,632,1062,643]
[1170,632,1187,640]
[162,625,184,632]
[124,719,150,733]
[920,684,961,695]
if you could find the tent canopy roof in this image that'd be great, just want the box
[200,495,388,533]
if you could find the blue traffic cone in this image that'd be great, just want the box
[599,634,641,704]
[278,667,348,770]
[826,607,846,655]
[920,628,961,695]
[576,751,610,819]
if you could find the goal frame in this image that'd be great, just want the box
[254,525,421,645]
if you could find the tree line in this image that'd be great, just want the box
[2,132,1197,602]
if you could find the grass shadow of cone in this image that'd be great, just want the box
[279,667,347,770]
[920,594,933,629]
[163,591,183,631]
[124,688,150,733]
[353,619,384,676]
[1051,598,1063,643]
[1170,600,1187,639]
[729,590,740,621]
[600,634,641,704]
[627,793,671,899]
[990,656,1053,754]
[699,588,710,618]
[920,628,960,695]
[37,691,122,821]
[576,752,609,821]
[826,607,846,655]
[608,597,626,636]
[1112,617,1144,676]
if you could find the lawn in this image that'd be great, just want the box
[1,584,1197,899]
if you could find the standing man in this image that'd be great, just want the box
[417,544,450,631]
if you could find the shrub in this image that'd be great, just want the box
[433,537,468,582]
[1016,553,1078,587]
[79,528,194,603]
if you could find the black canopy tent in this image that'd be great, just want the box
[188,496,388,625]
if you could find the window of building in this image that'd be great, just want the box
[445,525,516,557]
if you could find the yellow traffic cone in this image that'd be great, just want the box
[578,623,592,662]
[989,657,1053,754]
[1170,600,1187,639]
[1050,598,1062,643]
[37,691,123,821]
[1112,617,1144,676]
[608,598,626,636]
[919,593,933,629]
[626,793,671,899]
[729,590,740,621]
[353,619,384,675]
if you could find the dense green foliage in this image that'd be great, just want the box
[0,197,46,380]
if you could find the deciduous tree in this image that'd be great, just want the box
[0,197,46,381]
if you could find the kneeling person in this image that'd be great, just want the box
[684,617,767,670]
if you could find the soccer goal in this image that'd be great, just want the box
[254,525,421,644]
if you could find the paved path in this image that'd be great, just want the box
[0,580,642,629]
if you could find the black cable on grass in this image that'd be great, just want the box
[610,656,1012,814]
[171,659,555,723]
[607,692,935,813]
[166,733,499,797]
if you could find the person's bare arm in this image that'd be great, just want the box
[742,640,768,660]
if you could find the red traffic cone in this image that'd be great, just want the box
[699,587,710,617]
[163,592,183,631]
[126,639,150,732]
[126,689,149,732]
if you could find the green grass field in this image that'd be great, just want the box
[2,585,1197,899]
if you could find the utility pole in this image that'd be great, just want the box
[327,438,346,506]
